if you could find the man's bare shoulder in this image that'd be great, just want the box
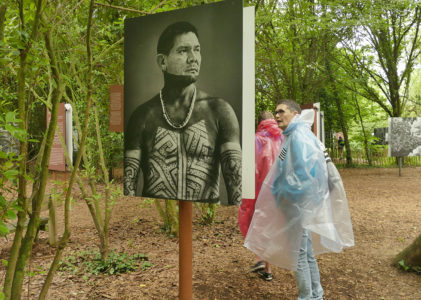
[129,95,161,121]
[196,90,234,113]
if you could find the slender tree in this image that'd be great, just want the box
[336,0,421,118]
[325,57,353,166]
[353,88,372,166]
[254,0,330,108]
[3,1,45,298]
[0,5,6,41]
[38,1,95,297]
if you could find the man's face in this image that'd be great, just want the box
[163,32,201,80]
[275,104,298,130]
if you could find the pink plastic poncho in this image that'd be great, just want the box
[238,119,283,238]
[244,110,354,271]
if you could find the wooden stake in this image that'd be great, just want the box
[49,171,58,246]
[399,157,402,177]
[179,200,192,300]
[48,195,57,247]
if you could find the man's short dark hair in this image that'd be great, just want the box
[258,111,274,125]
[157,21,199,55]
[277,99,302,114]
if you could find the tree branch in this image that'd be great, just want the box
[94,1,167,15]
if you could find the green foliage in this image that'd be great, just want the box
[0,112,26,237]
[139,198,154,209]
[1,259,7,268]
[255,0,333,107]
[140,260,153,271]
[0,0,420,295]
[0,111,25,142]
[195,202,217,225]
[49,180,67,206]
[59,249,151,276]
[25,265,47,277]
[407,69,421,117]
[102,132,124,169]
[155,199,179,237]
[398,259,421,274]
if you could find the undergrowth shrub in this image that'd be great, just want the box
[59,249,152,276]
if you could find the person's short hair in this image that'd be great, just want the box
[277,99,301,114]
[157,21,199,55]
[258,111,274,125]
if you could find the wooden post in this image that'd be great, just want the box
[49,171,58,246]
[399,157,402,177]
[179,200,192,300]
[48,195,57,247]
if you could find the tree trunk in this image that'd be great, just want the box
[166,200,179,236]
[195,202,216,225]
[93,102,111,260]
[325,58,352,166]
[353,89,372,166]
[38,1,95,298]
[10,62,58,300]
[0,5,6,41]
[48,195,57,247]
[64,92,109,261]
[3,37,28,300]
[394,233,421,270]
[154,199,179,237]
[4,1,44,298]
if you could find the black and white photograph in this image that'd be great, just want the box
[124,0,243,205]
[373,127,388,145]
[388,117,421,157]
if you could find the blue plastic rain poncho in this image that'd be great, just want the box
[244,110,354,271]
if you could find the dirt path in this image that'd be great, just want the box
[1,167,421,299]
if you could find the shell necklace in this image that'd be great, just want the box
[160,87,197,129]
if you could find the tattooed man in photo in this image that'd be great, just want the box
[124,21,242,205]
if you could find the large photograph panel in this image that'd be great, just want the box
[124,0,243,205]
[388,117,421,157]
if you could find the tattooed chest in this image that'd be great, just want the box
[144,120,220,201]
[149,121,216,160]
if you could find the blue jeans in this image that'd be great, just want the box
[294,229,324,300]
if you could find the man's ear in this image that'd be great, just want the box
[156,54,167,72]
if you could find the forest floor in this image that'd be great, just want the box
[1,167,421,299]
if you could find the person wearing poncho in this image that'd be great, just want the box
[238,111,284,280]
[244,100,354,300]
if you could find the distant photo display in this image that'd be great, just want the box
[124,0,243,205]
[388,117,421,157]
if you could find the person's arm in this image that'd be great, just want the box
[282,132,328,206]
[216,100,242,205]
[255,136,270,195]
[220,142,242,205]
[124,149,142,196]
[124,106,146,196]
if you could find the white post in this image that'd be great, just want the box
[64,103,73,166]
[242,6,255,200]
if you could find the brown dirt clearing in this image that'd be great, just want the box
[1,167,421,299]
